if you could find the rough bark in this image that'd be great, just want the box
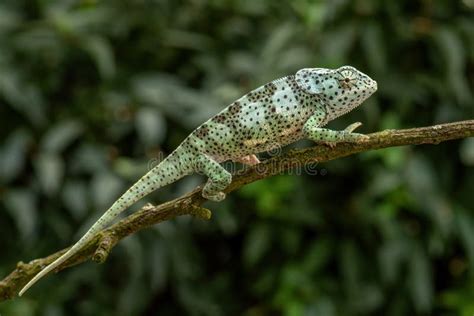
[1,120,473,301]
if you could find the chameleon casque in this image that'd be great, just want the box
[19,65,377,296]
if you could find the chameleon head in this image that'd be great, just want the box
[295,65,377,120]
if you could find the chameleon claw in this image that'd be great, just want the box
[234,154,260,166]
[321,141,337,148]
[202,191,226,202]
[344,122,363,133]
[342,123,369,143]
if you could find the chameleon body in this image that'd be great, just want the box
[19,66,377,296]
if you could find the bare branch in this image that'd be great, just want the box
[1,120,473,301]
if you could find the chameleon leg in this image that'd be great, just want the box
[303,110,369,145]
[194,154,232,202]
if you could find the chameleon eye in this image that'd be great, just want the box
[339,77,354,89]
[337,68,358,90]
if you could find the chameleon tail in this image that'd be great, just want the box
[19,147,193,296]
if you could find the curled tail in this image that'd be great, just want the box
[19,147,194,296]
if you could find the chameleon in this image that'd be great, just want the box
[19,65,377,296]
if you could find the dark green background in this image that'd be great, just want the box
[1,0,473,315]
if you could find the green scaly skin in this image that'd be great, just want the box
[19,65,377,296]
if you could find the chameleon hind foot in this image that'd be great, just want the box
[202,174,231,201]
[195,154,232,202]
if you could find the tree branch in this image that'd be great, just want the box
[1,120,473,301]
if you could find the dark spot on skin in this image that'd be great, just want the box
[264,82,277,94]
[195,125,209,139]
[229,101,242,114]
[212,113,227,123]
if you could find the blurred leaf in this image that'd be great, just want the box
[0,129,30,183]
[41,120,84,152]
[301,240,331,274]
[61,180,89,220]
[305,298,336,316]
[367,170,401,197]
[409,247,433,313]
[362,22,387,72]
[0,68,47,126]
[340,241,360,297]
[0,298,36,316]
[405,154,454,234]
[149,239,168,292]
[378,239,405,284]
[243,223,271,267]
[320,23,357,63]
[3,188,37,241]
[433,27,472,105]
[135,107,166,147]
[284,302,304,316]
[261,23,297,72]
[34,152,64,196]
[459,138,474,165]
[49,5,112,34]
[163,29,213,50]
[132,73,218,126]
[117,236,145,315]
[90,171,124,209]
[404,155,437,207]
[240,175,295,216]
[12,27,63,61]
[291,0,326,30]
[0,5,21,33]
[81,35,116,79]
[70,143,108,173]
[440,280,474,316]
[456,208,474,273]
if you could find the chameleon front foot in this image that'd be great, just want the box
[344,121,363,133]
[318,129,368,147]
[342,122,369,141]
[202,190,226,202]
[340,131,369,142]
[303,113,369,146]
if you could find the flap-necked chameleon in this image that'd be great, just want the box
[19,65,377,296]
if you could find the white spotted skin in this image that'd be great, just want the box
[186,65,377,162]
[18,65,377,296]
[186,75,318,162]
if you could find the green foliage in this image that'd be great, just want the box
[0,0,473,315]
